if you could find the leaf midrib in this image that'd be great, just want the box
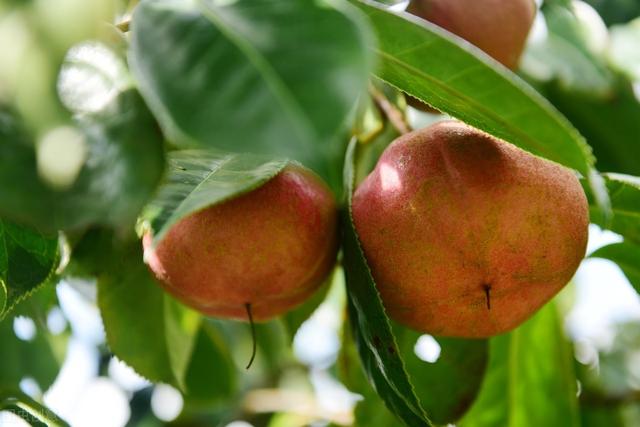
[196,0,316,143]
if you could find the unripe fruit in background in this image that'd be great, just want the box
[352,121,589,337]
[405,0,537,111]
[143,165,338,321]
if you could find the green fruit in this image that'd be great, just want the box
[352,121,589,337]
[143,164,338,321]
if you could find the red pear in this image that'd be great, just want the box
[143,164,338,321]
[352,121,589,337]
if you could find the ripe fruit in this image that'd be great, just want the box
[407,0,536,69]
[352,121,589,337]
[405,0,537,111]
[143,164,338,321]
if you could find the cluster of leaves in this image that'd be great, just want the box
[1,0,640,426]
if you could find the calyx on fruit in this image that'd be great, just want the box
[405,0,537,111]
[352,121,589,337]
[143,164,338,322]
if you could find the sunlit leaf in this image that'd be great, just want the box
[142,149,288,244]
[129,0,373,181]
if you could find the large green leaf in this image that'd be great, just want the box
[142,149,288,244]
[129,0,373,180]
[590,241,640,294]
[0,90,164,232]
[460,302,579,427]
[342,139,431,427]
[96,238,200,390]
[183,323,237,408]
[589,173,640,244]
[394,326,489,425]
[353,0,595,177]
[0,219,59,320]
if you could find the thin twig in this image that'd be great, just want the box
[368,84,412,135]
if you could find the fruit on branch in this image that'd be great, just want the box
[143,165,338,321]
[352,121,589,337]
[405,0,537,111]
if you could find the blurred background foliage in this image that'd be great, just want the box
[0,0,640,426]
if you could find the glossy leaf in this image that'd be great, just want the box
[0,390,69,427]
[97,239,200,389]
[0,219,59,320]
[590,241,640,294]
[142,149,288,244]
[589,173,640,244]
[129,0,373,178]
[393,325,489,425]
[0,90,164,232]
[342,139,431,427]
[353,0,594,177]
[460,302,579,427]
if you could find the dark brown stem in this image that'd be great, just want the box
[369,84,412,135]
[483,285,491,310]
[245,303,257,370]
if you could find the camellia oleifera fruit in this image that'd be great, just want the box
[405,0,537,111]
[352,121,589,337]
[143,164,338,321]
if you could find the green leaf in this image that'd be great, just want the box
[0,90,164,232]
[543,82,640,177]
[129,0,373,179]
[142,149,288,244]
[0,390,69,427]
[0,287,68,393]
[524,3,613,95]
[608,18,640,82]
[183,323,237,408]
[590,241,640,293]
[282,267,334,340]
[460,302,579,427]
[394,325,489,425]
[589,173,640,244]
[353,0,594,177]
[0,219,59,321]
[97,238,200,390]
[342,139,431,427]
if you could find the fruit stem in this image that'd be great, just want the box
[483,285,491,310]
[245,303,257,370]
[369,84,412,135]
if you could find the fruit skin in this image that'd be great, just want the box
[352,121,588,337]
[143,164,338,321]
[405,0,537,112]
[407,0,537,69]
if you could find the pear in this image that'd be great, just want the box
[352,121,589,337]
[143,164,338,321]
